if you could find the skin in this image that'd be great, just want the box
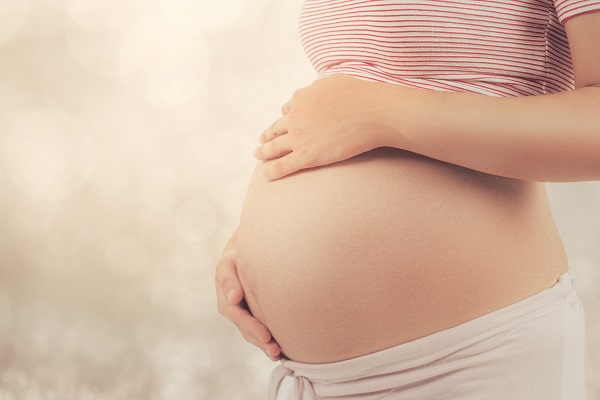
[215,12,600,361]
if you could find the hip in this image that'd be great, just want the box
[270,269,586,400]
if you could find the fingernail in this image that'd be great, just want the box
[227,290,236,304]
[269,348,280,356]
[259,169,265,179]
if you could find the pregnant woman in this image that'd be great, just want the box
[216,1,600,399]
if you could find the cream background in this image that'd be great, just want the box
[0,1,597,399]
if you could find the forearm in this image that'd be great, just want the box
[375,83,600,182]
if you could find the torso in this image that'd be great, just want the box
[237,147,568,364]
[235,0,573,364]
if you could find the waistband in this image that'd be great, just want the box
[268,270,576,400]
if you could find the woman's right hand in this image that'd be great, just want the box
[215,228,282,361]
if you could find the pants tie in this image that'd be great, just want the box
[268,363,316,400]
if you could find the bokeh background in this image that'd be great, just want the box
[0,1,598,399]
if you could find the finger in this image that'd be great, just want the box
[254,136,293,161]
[259,117,288,144]
[281,100,292,115]
[240,330,282,360]
[262,151,309,181]
[215,257,244,306]
[228,303,273,343]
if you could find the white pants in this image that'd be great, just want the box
[269,270,586,400]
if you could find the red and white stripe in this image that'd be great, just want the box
[299,0,600,97]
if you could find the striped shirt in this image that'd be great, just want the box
[299,0,600,96]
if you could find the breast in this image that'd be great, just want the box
[236,147,566,363]
[298,0,562,96]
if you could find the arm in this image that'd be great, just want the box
[255,13,600,183]
[377,13,600,182]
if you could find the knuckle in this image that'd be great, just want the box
[263,142,273,157]
[217,275,230,293]
[215,256,229,273]
[272,142,284,157]
[285,111,296,125]
[296,145,311,161]
[228,310,241,326]
[292,88,305,99]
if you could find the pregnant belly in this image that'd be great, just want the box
[236,147,567,364]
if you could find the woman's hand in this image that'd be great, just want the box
[215,228,282,361]
[253,74,389,181]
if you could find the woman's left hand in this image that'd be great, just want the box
[254,74,388,181]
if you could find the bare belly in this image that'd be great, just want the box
[236,147,568,364]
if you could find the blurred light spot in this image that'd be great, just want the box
[75,386,99,400]
[65,27,122,78]
[42,211,85,256]
[155,0,206,36]
[22,386,44,400]
[160,371,207,400]
[0,0,31,46]
[65,0,136,78]
[0,391,16,400]
[2,369,28,388]
[147,265,179,308]
[221,178,249,219]
[1,109,96,201]
[147,336,214,378]
[65,317,126,369]
[27,249,77,280]
[66,0,132,34]
[0,293,13,333]
[174,199,218,242]
[164,0,253,33]
[39,0,69,11]
[10,201,58,238]
[118,15,211,108]
[0,85,37,124]
[105,234,149,279]
[87,153,132,206]
[42,45,116,118]
[175,280,217,322]
[135,168,178,218]
[136,212,179,249]
[163,94,210,130]
[148,337,188,370]
[188,129,254,178]
[18,302,62,357]
[168,239,212,277]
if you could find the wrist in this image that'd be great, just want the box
[367,81,415,150]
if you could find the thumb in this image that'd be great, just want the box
[227,284,244,305]
[281,100,292,115]
[216,257,245,305]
